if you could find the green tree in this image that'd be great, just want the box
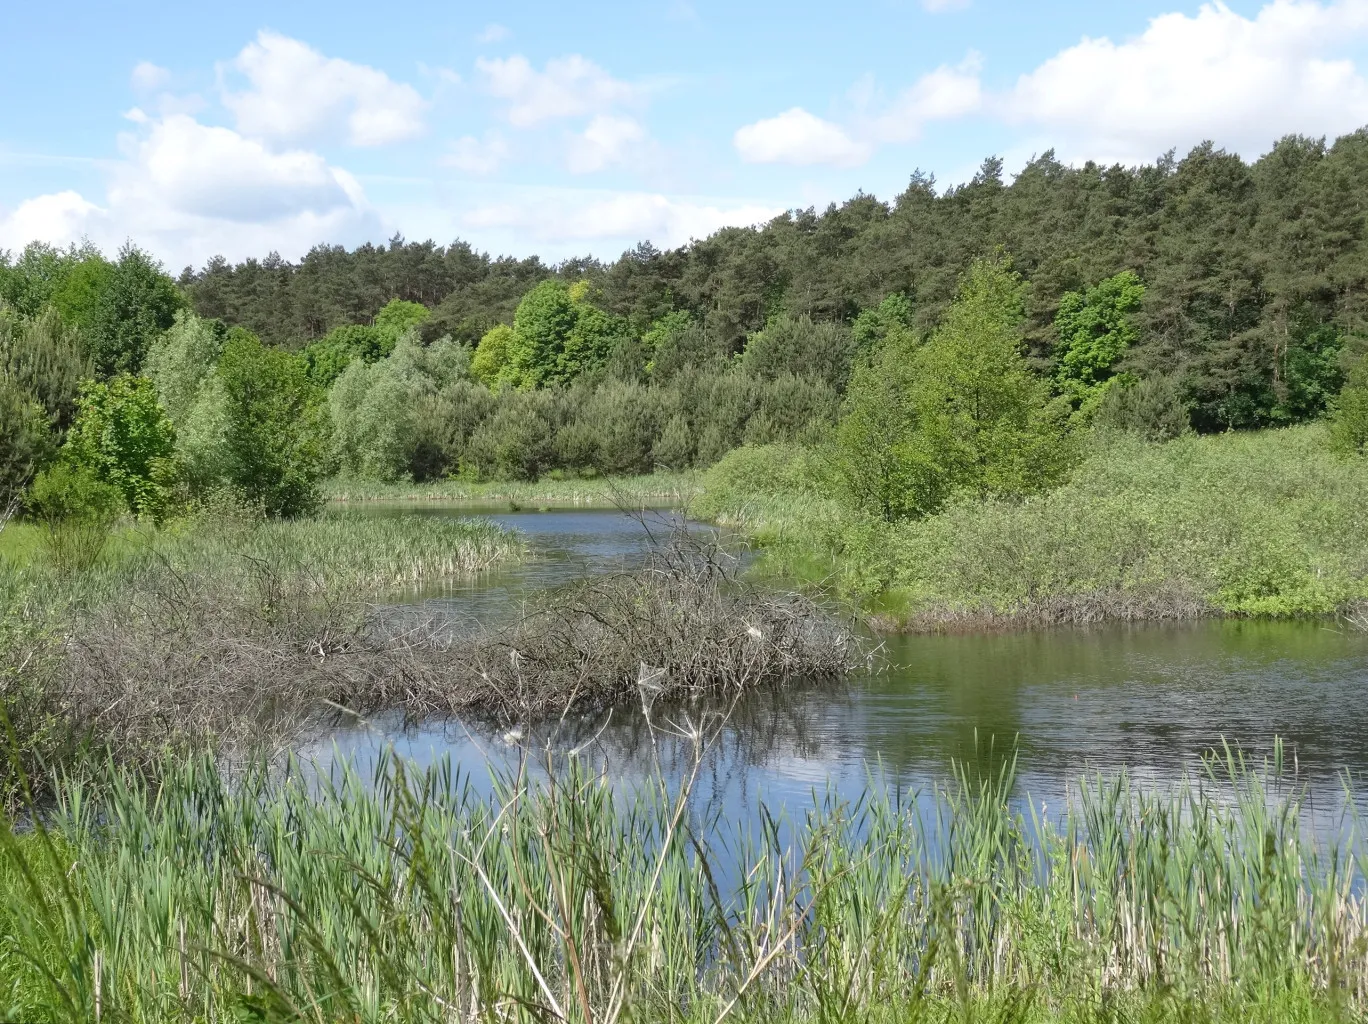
[1329,358,1368,456]
[1053,270,1146,415]
[837,256,1075,521]
[63,375,178,520]
[507,280,579,388]
[217,335,328,516]
[742,314,856,389]
[0,378,53,509]
[0,305,91,432]
[143,311,225,425]
[373,298,431,342]
[88,245,184,376]
[471,324,513,386]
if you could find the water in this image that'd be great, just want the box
[307,505,1368,827]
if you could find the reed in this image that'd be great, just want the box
[324,471,698,509]
[1,741,1363,1023]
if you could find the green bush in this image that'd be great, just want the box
[0,304,90,432]
[1329,358,1368,456]
[0,378,53,508]
[62,374,178,521]
[25,462,123,572]
[742,314,856,389]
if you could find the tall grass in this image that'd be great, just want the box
[696,426,1368,629]
[1,744,1363,1022]
[325,471,698,509]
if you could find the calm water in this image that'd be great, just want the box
[308,506,1368,825]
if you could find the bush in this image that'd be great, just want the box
[0,304,90,432]
[62,374,178,521]
[742,314,856,389]
[26,462,123,572]
[0,378,53,509]
[217,335,329,517]
[1095,374,1191,441]
[1329,359,1368,456]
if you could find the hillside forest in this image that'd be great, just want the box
[4,131,1368,523]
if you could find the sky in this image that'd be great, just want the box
[4,0,1368,272]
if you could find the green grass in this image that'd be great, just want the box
[0,745,1362,1022]
[694,425,1368,629]
[324,470,700,508]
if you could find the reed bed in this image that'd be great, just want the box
[1,744,1364,1023]
[325,472,697,509]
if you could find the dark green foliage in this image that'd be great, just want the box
[86,244,184,376]
[303,323,389,387]
[216,335,328,517]
[181,128,1368,437]
[0,307,94,433]
[62,375,178,520]
[743,314,856,389]
[1094,375,1192,442]
[0,377,52,507]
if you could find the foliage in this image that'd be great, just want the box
[0,377,52,508]
[62,375,177,520]
[1053,270,1145,414]
[470,322,513,386]
[85,244,183,376]
[25,462,124,572]
[0,750,1364,1020]
[0,305,91,432]
[1329,357,1368,456]
[837,256,1076,521]
[742,313,856,388]
[703,425,1368,623]
[142,310,224,425]
[216,334,329,517]
[1094,374,1191,441]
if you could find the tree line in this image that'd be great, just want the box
[3,129,1368,524]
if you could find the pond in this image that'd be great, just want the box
[304,506,1368,828]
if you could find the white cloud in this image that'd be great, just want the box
[869,56,983,142]
[464,190,780,246]
[733,108,871,166]
[566,115,647,173]
[0,112,377,268]
[476,54,638,126]
[131,61,171,92]
[222,31,426,147]
[444,133,510,175]
[476,23,510,44]
[1002,0,1368,163]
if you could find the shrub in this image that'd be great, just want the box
[0,378,52,509]
[62,374,178,521]
[0,304,90,432]
[26,462,123,572]
[217,334,329,517]
[1329,359,1368,456]
[743,314,856,389]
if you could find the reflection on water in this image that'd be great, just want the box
[309,505,1368,831]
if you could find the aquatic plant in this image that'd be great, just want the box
[1,742,1363,1022]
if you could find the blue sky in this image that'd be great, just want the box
[3,0,1368,270]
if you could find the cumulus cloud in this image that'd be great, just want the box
[0,112,377,268]
[476,54,638,126]
[734,108,871,166]
[464,190,779,246]
[444,132,510,175]
[566,115,647,173]
[222,31,426,147]
[867,56,983,143]
[131,61,171,92]
[1002,0,1368,163]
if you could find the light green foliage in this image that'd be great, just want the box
[62,375,177,520]
[142,310,223,425]
[641,309,694,359]
[1329,358,1368,455]
[216,334,328,517]
[372,297,430,340]
[705,426,1368,621]
[25,462,124,571]
[0,377,52,507]
[0,752,1361,1021]
[86,244,183,376]
[503,280,631,388]
[837,256,1075,521]
[1054,270,1146,414]
[470,323,513,386]
[742,314,856,388]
